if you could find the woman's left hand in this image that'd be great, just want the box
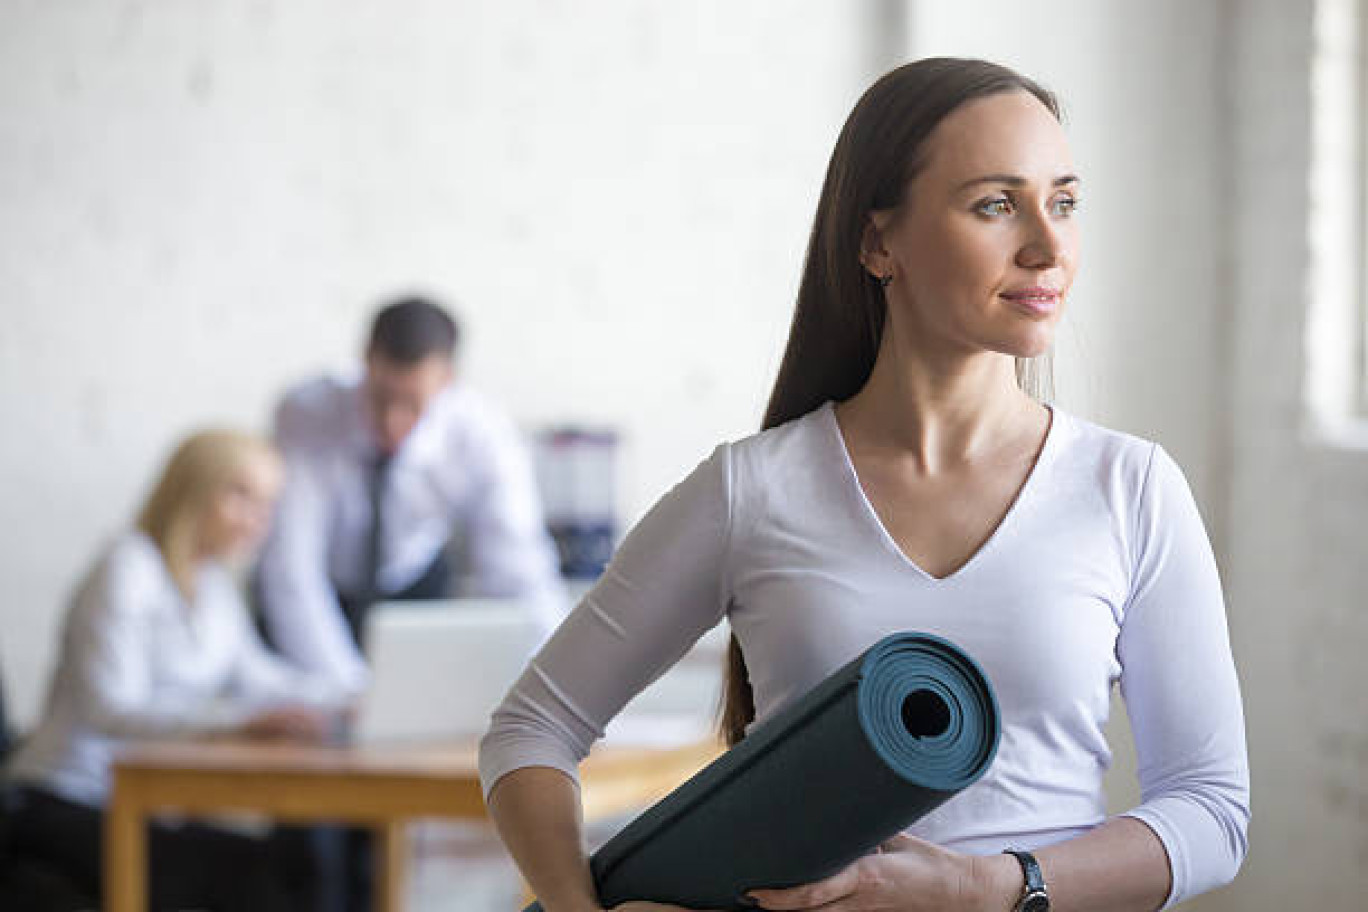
[745,833,990,912]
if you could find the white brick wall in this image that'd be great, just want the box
[0,0,871,722]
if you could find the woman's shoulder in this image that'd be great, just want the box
[701,404,841,518]
[1054,407,1159,465]
[68,530,173,622]
[97,530,168,582]
[1050,407,1193,500]
[725,402,835,467]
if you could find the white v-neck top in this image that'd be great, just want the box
[479,404,1249,907]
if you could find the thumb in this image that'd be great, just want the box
[879,832,916,853]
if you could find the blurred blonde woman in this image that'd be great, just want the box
[5,429,342,912]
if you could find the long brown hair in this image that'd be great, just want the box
[719,58,1061,746]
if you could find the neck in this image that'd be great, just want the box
[838,325,1043,473]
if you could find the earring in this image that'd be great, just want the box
[879,273,894,288]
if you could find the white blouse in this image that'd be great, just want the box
[7,531,341,806]
[479,404,1250,908]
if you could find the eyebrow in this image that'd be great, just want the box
[956,174,1081,192]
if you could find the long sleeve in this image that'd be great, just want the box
[256,446,369,695]
[1117,445,1250,907]
[221,572,347,710]
[478,444,733,797]
[462,410,568,637]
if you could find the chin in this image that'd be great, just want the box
[1013,343,1053,360]
[219,540,257,563]
[992,342,1051,362]
[1002,328,1057,360]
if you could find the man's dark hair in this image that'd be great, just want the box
[366,296,460,365]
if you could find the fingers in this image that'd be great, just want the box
[244,706,329,741]
[283,708,331,742]
[746,862,861,910]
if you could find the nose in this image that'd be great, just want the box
[1015,211,1066,270]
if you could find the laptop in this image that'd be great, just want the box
[352,599,543,744]
[352,597,728,747]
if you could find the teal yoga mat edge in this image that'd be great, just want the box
[855,631,1001,792]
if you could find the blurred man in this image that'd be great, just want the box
[256,296,565,694]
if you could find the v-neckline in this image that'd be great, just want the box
[822,400,1061,583]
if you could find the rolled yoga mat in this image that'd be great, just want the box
[524,630,999,911]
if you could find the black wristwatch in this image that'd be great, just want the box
[1004,849,1050,912]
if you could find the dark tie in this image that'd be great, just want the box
[364,451,392,600]
[341,451,392,650]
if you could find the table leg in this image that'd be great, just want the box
[105,782,146,912]
[374,819,409,912]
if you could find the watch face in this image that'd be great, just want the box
[1021,892,1051,912]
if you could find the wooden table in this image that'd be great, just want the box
[106,737,719,912]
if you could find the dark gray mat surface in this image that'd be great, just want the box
[528,630,999,911]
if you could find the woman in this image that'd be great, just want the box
[479,58,1249,912]
[5,429,343,911]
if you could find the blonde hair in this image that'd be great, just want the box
[136,429,277,599]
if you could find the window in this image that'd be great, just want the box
[1308,0,1368,432]
[1357,0,1368,412]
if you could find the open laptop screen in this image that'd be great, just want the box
[353,599,541,745]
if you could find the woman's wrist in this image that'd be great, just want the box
[965,852,1026,912]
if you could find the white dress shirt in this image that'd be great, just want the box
[480,403,1250,908]
[256,374,566,694]
[6,531,341,806]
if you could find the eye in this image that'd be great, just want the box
[975,196,1013,217]
[1051,194,1080,217]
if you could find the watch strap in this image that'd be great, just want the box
[1004,848,1049,910]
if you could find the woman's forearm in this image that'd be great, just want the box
[485,766,602,912]
[485,772,1171,912]
[997,816,1171,912]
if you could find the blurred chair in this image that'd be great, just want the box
[1,663,13,761]
[0,659,98,911]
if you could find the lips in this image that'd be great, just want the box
[1000,287,1061,315]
